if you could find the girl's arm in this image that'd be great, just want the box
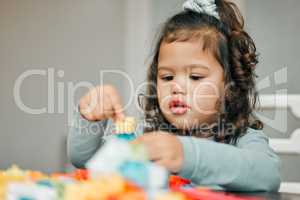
[177,128,281,192]
[67,107,109,168]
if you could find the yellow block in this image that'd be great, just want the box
[115,117,136,134]
[155,192,187,200]
[0,166,27,200]
[64,175,126,200]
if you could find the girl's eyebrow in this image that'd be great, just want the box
[187,64,210,71]
[157,66,174,71]
[158,64,210,71]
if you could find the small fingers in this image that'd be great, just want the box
[107,87,125,121]
[131,135,162,161]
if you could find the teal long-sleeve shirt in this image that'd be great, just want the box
[67,109,281,192]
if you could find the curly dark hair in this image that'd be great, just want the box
[138,0,263,144]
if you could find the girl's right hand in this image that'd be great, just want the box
[79,85,125,122]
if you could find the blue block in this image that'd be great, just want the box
[118,160,148,188]
[19,197,35,200]
[116,133,136,141]
[37,180,54,188]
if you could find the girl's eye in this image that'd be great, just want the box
[161,76,173,81]
[190,75,204,80]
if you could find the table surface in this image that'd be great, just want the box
[233,192,300,200]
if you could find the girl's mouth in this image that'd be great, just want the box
[169,99,190,115]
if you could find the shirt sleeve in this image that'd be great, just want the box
[67,107,109,168]
[177,129,281,192]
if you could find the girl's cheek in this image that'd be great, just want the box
[157,81,172,98]
[157,84,171,112]
[191,82,221,114]
[193,99,218,115]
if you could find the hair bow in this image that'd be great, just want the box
[183,0,220,19]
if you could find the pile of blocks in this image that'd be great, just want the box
[0,117,257,200]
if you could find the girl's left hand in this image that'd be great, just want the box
[132,131,184,173]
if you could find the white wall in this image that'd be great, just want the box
[0,0,126,172]
[245,0,300,182]
[123,0,152,117]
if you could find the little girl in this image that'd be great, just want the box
[68,0,281,192]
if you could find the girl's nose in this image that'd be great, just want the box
[171,79,187,95]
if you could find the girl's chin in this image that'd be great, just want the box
[168,117,199,130]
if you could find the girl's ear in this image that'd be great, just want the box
[137,93,146,111]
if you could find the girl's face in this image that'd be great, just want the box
[157,40,225,130]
